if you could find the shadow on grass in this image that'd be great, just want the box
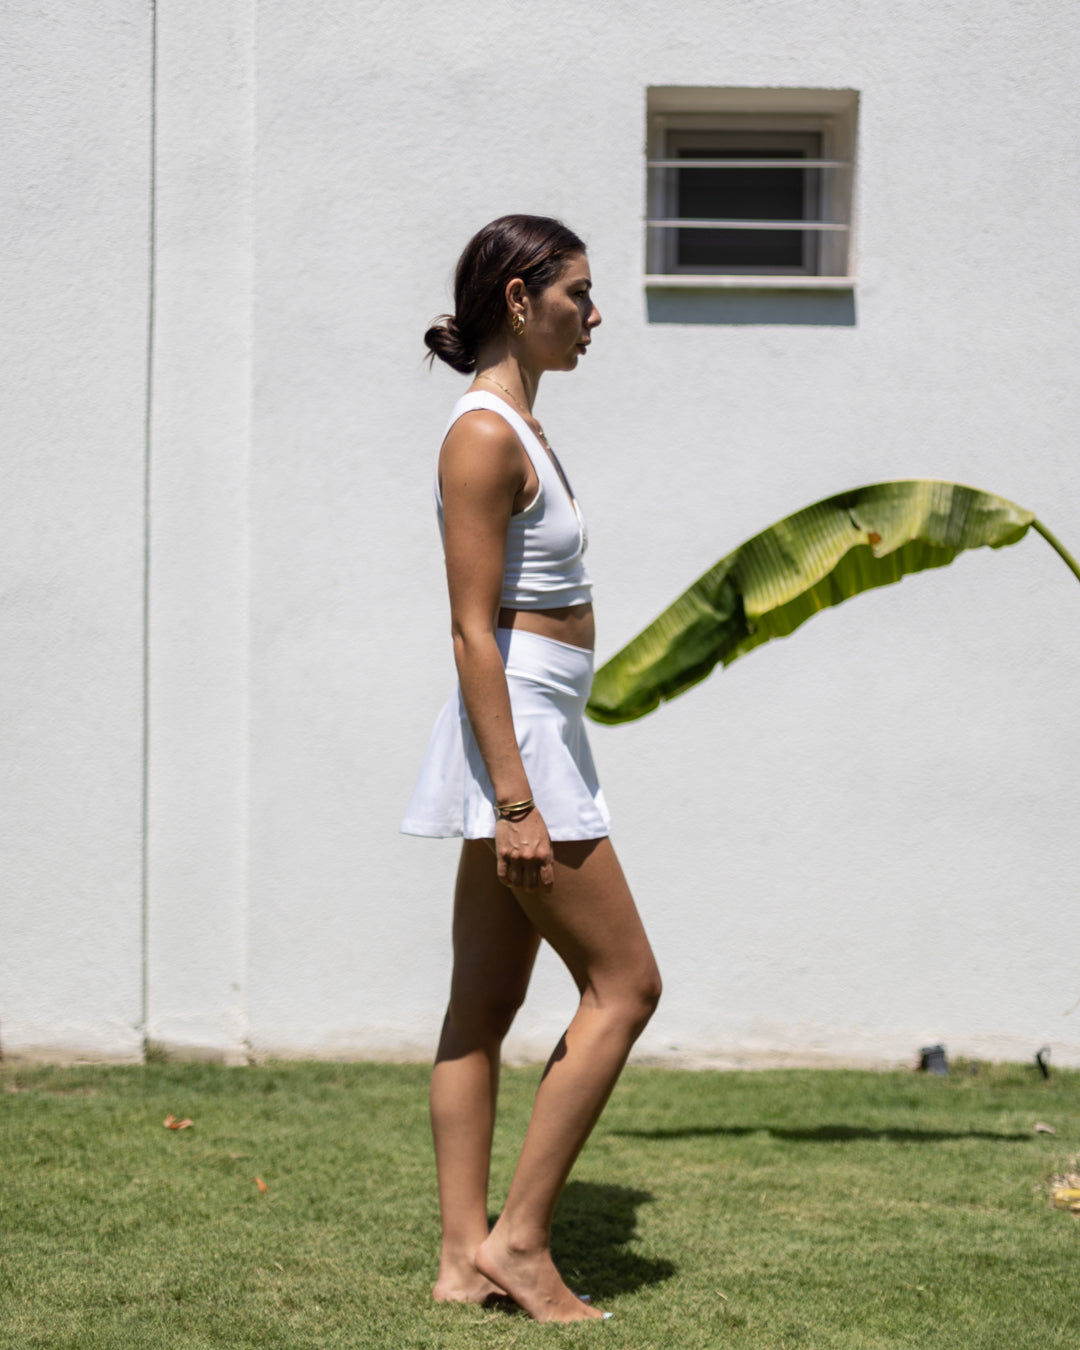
[611,1123,1032,1143]
[555,1180,677,1296]
[490,1181,676,1301]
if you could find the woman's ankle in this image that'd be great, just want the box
[439,1232,489,1267]
[483,1215,550,1258]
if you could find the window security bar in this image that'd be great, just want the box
[644,274,856,288]
[646,218,849,231]
[646,159,850,169]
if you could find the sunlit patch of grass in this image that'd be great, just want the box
[2,1060,1078,1348]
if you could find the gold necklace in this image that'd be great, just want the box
[476,373,550,446]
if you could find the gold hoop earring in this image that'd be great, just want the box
[510,313,525,336]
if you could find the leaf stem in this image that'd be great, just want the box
[1032,519,1080,586]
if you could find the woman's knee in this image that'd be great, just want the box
[597,960,662,1036]
[631,963,663,1029]
[448,979,529,1042]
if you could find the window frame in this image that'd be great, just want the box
[645,88,859,290]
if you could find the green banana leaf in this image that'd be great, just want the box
[586,479,1075,726]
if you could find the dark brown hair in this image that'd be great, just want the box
[424,215,586,374]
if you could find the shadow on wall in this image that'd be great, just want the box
[646,288,857,326]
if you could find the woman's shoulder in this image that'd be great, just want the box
[442,405,522,456]
[439,396,530,494]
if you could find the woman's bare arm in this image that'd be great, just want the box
[440,411,554,889]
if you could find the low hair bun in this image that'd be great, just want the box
[424,315,476,374]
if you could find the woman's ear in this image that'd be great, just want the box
[505,276,528,320]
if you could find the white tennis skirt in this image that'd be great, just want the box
[401,627,611,841]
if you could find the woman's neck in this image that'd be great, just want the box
[473,346,541,414]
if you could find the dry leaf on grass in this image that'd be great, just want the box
[1048,1160,1080,1215]
[163,1114,193,1130]
[255,1177,269,1194]
[1050,1186,1080,1215]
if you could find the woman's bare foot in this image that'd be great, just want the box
[432,1255,506,1304]
[476,1228,605,1322]
[432,1274,505,1303]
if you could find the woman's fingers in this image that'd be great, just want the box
[495,813,554,892]
[501,859,546,890]
[508,860,553,892]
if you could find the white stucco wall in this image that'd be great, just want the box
[144,0,254,1060]
[0,3,150,1058]
[4,0,1079,1066]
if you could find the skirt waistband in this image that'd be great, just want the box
[496,627,594,699]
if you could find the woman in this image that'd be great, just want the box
[402,215,661,1324]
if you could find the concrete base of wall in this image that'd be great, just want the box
[2,1046,146,1067]
[5,1040,1072,1073]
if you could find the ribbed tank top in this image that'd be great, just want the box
[434,391,593,610]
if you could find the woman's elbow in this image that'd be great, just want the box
[450,619,498,666]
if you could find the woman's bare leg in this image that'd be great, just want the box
[430,840,541,1302]
[476,837,662,1322]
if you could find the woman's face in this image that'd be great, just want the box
[520,252,601,372]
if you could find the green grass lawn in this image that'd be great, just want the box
[1,1058,1078,1349]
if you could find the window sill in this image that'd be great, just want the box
[645,274,856,290]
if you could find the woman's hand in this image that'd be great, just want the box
[496,809,555,892]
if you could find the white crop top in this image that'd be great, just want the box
[435,391,593,609]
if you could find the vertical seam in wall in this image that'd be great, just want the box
[140,0,158,1048]
[240,0,255,1058]
[240,0,255,1060]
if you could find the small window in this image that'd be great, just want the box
[646,88,859,288]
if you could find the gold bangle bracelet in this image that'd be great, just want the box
[496,797,534,819]
[496,799,531,820]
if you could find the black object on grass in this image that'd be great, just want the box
[919,1045,949,1076]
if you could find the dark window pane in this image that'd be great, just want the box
[676,149,815,270]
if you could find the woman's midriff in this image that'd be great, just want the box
[498,603,595,652]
